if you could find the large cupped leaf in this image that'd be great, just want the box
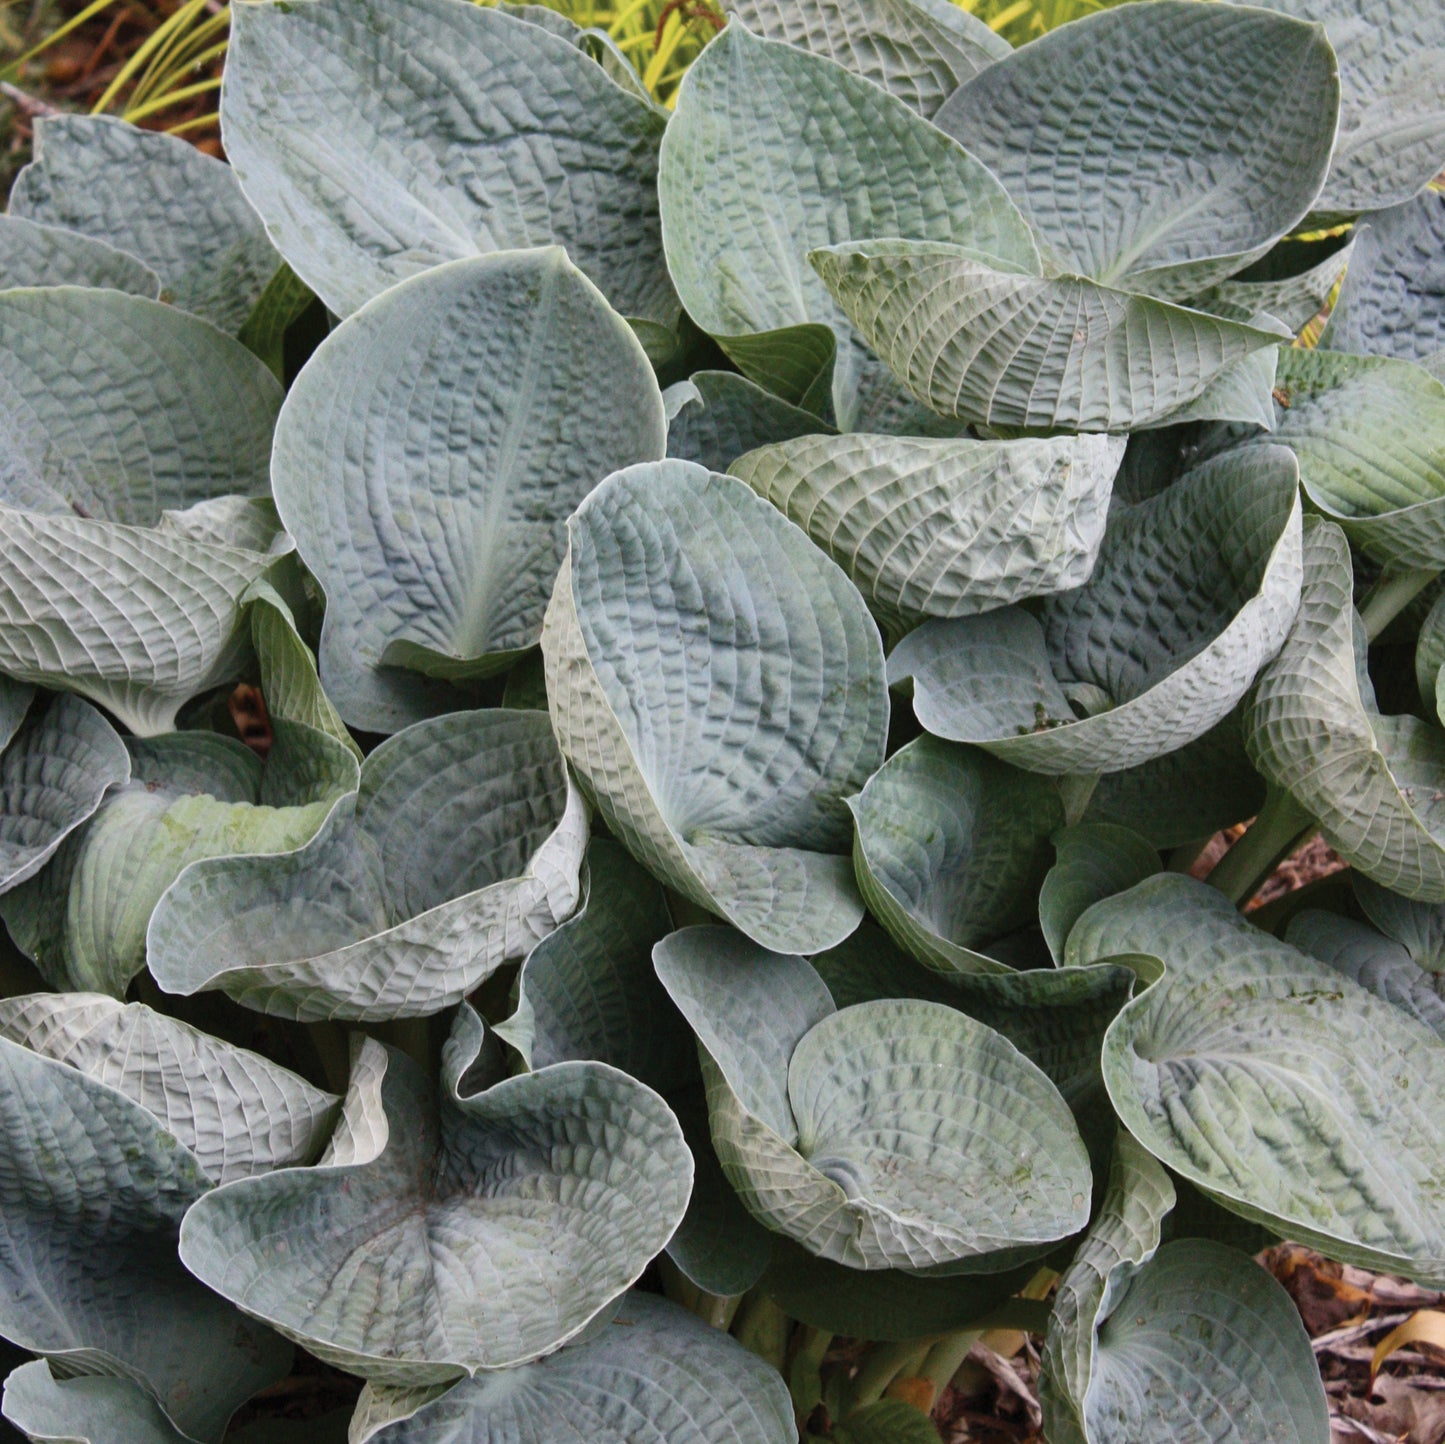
[934,0,1338,299]
[9,115,280,333]
[722,0,1006,117]
[657,22,1040,425]
[0,287,284,732]
[1206,346,1445,569]
[811,239,1289,429]
[2,1360,191,1444]
[0,214,160,296]
[1070,873,1445,1284]
[654,927,1091,1271]
[848,736,1063,974]
[0,694,129,895]
[1256,0,1445,215]
[272,248,665,734]
[149,709,586,1021]
[1323,191,1445,370]
[0,1035,291,1442]
[542,461,887,954]
[221,0,675,326]
[0,992,337,1184]
[730,432,1125,636]
[349,1292,794,1443]
[1040,1134,1326,1444]
[1244,516,1445,899]
[179,1035,691,1385]
[665,371,833,476]
[1039,824,1160,967]
[890,447,1302,774]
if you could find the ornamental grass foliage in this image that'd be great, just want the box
[0,0,1443,1440]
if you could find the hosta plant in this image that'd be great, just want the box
[2,0,1445,1440]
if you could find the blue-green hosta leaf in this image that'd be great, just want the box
[542,461,887,954]
[2,716,356,997]
[349,1292,793,1444]
[890,447,1302,774]
[723,0,1006,117]
[1324,192,1445,368]
[0,1036,291,1442]
[664,372,832,476]
[0,992,338,1183]
[1191,238,1354,330]
[9,115,280,333]
[811,239,1289,429]
[2,1360,190,1444]
[272,248,665,734]
[730,432,1125,636]
[221,0,674,326]
[848,737,1063,974]
[1257,0,1445,215]
[1040,1132,1326,1444]
[1244,516,1445,900]
[1355,873,1445,972]
[657,23,1039,426]
[654,927,1091,1271]
[936,0,1338,299]
[179,1035,691,1385]
[148,709,585,1021]
[494,838,688,1095]
[0,678,33,752]
[0,214,161,296]
[1039,824,1159,966]
[1070,873,1445,1284]
[1209,347,1445,569]
[1286,910,1445,1040]
[0,694,129,895]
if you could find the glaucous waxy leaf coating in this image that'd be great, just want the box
[730,431,1125,635]
[148,709,585,1021]
[349,1292,795,1444]
[936,0,1338,299]
[1355,873,1445,973]
[1191,236,1354,331]
[221,0,675,325]
[9,115,280,333]
[1324,191,1445,370]
[723,0,1006,117]
[664,371,832,476]
[0,1035,292,1442]
[543,461,887,954]
[1038,824,1159,967]
[0,214,161,297]
[655,927,1091,1271]
[1070,874,1445,1284]
[890,446,1303,774]
[179,1036,691,1385]
[1245,517,1445,899]
[810,238,1290,430]
[658,22,1040,425]
[1255,0,1445,215]
[2,1360,191,1444]
[849,737,1063,974]
[272,247,666,734]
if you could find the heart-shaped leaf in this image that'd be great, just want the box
[730,432,1125,636]
[0,213,160,296]
[272,247,665,734]
[542,461,887,954]
[221,0,675,326]
[179,1035,691,1385]
[890,447,1302,774]
[1070,872,1445,1284]
[149,709,585,1021]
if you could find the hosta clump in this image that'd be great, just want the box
[3,0,1445,1440]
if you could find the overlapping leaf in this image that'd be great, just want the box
[731,432,1125,635]
[148,709,585,1021]
[1192,236,1355,331]
[0,214,160,296]
[1355,873,1445,972]
[542,461,887,954]
[665,371,832,475]
[272,248,665,734]
[1244,516,1445,899]
[890,447,1302,774]
[1039,824,1159,966]
[2,1360,190,1444]
[179,1034,691,1385]
[655,927,1091,1271]
[221,0,675,325]
[1070,874,1445,1283]
[935,0,1338,299]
